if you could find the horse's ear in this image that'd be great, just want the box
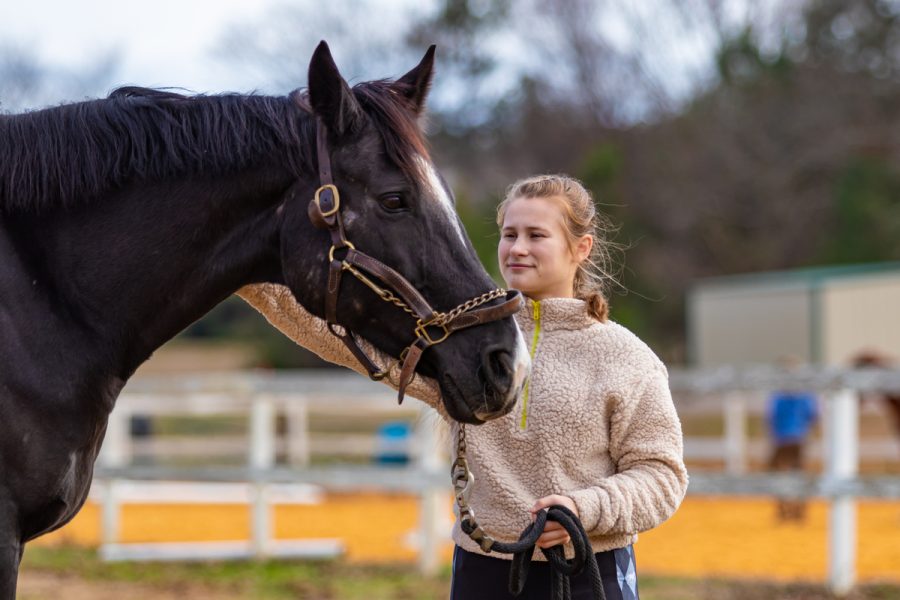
[308,41,363,137]
[393,45,436,115]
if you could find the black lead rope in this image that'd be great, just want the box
[463,505,606,600]
[453,426,606,600]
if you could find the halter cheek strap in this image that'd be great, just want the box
[303,112,522,403]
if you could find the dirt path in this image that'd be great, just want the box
[16,571,246,600]
[17,571,242,600]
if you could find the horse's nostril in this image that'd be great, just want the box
[483,347,514,394]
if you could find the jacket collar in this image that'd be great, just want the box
[516,296,597,331]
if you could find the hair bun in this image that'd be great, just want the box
[585,292,609,322]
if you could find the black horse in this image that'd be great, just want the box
[0,43,527,597]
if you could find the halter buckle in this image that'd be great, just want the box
[314,184,341,217]
[415,320,450,345]
[328,241,355,262]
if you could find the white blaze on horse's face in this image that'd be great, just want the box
[415,155,466,246]
[413,156,531,419]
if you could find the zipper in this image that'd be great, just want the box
[519,299,542,430]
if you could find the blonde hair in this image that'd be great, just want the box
[496,174,617,322]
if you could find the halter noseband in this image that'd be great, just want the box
[306,113,522,404]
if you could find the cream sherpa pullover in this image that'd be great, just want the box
[237,284,688,559]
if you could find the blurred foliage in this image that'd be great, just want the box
[716,28,795,86]
[820,159,900,264]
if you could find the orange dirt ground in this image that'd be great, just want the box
[33,493,900,584]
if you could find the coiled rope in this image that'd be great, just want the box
[453,425,606,599]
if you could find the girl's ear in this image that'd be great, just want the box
[575,234,593,262]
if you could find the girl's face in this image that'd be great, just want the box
[498,196,592,301]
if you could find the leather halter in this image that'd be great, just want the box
[306,115,522,404]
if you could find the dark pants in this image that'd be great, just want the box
[769,441,808,520]
[769,441,803,471]
[450,545,638,600]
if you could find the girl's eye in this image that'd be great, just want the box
[379,194,406,212]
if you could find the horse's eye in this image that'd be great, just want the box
[379,194,407,212]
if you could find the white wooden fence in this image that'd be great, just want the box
[96,371,447,574]
[92,367,900,595]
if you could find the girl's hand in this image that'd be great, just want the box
[529,495,579,549]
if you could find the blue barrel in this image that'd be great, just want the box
[374,421,412,465]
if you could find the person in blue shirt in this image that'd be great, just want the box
[767,387,819,521]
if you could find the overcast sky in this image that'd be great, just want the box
[1,0,292,94]
[1,0,765,120]
[1,0,446,112]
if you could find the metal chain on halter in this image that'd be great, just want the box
[451,424,497,551]
[451,424,606,600]
[342,260,507,328]
[339,259,509,386]
[436,289,509,326]
[340,261,420,318]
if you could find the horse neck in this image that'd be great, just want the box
[13,166,295,380]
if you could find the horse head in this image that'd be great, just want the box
[278,42,529,424]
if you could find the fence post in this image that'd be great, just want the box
[416,419,442,576]
[99,403,132,469]
[99,403,132,549]
[249,394,276,559]
[723,392,747,474]
[826,389,858,597]
[285,396,310,467]
[100,479,121,551]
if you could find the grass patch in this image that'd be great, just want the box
[21,546,448,599]
[21,546,900,599]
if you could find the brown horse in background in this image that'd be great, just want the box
[853,351,900,457]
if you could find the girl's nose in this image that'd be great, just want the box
[510,238,528,256]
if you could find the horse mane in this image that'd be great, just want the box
[352,79,430,180]
[0,80,428,213]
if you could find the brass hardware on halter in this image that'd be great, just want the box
[328,241,355,262]
[415,320,451,345]
[314,184,341,217]
[370,369,390,381]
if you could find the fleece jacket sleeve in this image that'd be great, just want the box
[236,283,445,415]
[566,366,688,537]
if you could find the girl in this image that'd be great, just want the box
[238,174,687,599]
